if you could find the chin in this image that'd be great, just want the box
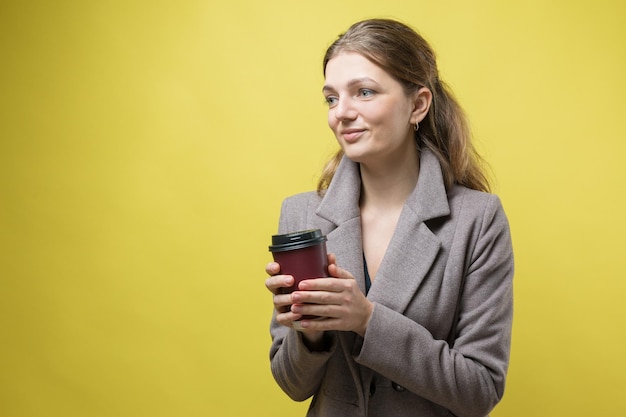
[341,149,362,161]
[342,152,369,165]
[339,143,376,165]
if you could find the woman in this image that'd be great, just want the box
[264,19,514,417]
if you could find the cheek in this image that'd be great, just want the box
[327,112,338,131]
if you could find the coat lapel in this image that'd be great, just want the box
[368,150,450,312]
[316,156,366,292]
[366,212,441,312]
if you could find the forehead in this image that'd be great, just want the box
[324,52,395,87]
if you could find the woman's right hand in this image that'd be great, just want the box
[265,262,297,316]
[265,262,326,348]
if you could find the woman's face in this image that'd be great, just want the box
[323,52,418,166]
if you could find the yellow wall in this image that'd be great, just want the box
[1,1,625,416]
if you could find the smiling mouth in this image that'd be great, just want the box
[341,129,365,142]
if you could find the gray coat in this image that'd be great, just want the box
[269,149,514,417]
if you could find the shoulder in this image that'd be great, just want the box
[445,185,511,243]
[448,185,506,218]
[447,185,512,251]
[281,191,322,213]
[277,191,323,234]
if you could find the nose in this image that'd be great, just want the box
[332,96,357,122]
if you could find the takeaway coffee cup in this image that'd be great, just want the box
[268,229,328,295]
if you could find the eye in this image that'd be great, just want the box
[324,95,338,107]
[358,88,375,98]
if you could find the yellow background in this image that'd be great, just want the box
[1,0,625,416]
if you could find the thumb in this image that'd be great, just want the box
[328,262,354,280]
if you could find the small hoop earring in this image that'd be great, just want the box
[414,122,419,132]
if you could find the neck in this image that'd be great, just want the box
[359,146,420,211]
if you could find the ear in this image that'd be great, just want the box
[410,87,432,125]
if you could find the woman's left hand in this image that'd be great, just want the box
[290,254,374,337]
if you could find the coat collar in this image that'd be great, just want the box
[316,148,450,226]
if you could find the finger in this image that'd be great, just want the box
[291,289,339,308]
[328,263,355,280]
[296,277,341,292]
[265,274,294,293]
[298,317,339,332]
[291,302,338,317]
[275,310,303,326]
[265,262,281,276]
[327,253,337,266]
[273,292,293,309]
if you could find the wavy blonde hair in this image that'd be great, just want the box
[317,19,490,194]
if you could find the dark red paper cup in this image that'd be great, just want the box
[269,229,328,319]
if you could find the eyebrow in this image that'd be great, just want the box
[322,77,379,93]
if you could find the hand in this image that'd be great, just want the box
[264,261,296,314]
[265,261,326,347]
[290,254,374,337]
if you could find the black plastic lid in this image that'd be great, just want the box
[268,229,327,252]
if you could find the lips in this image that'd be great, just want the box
[340,128,366,143]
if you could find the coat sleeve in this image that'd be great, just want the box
[268,193,338,401]
[354,194,514,417]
